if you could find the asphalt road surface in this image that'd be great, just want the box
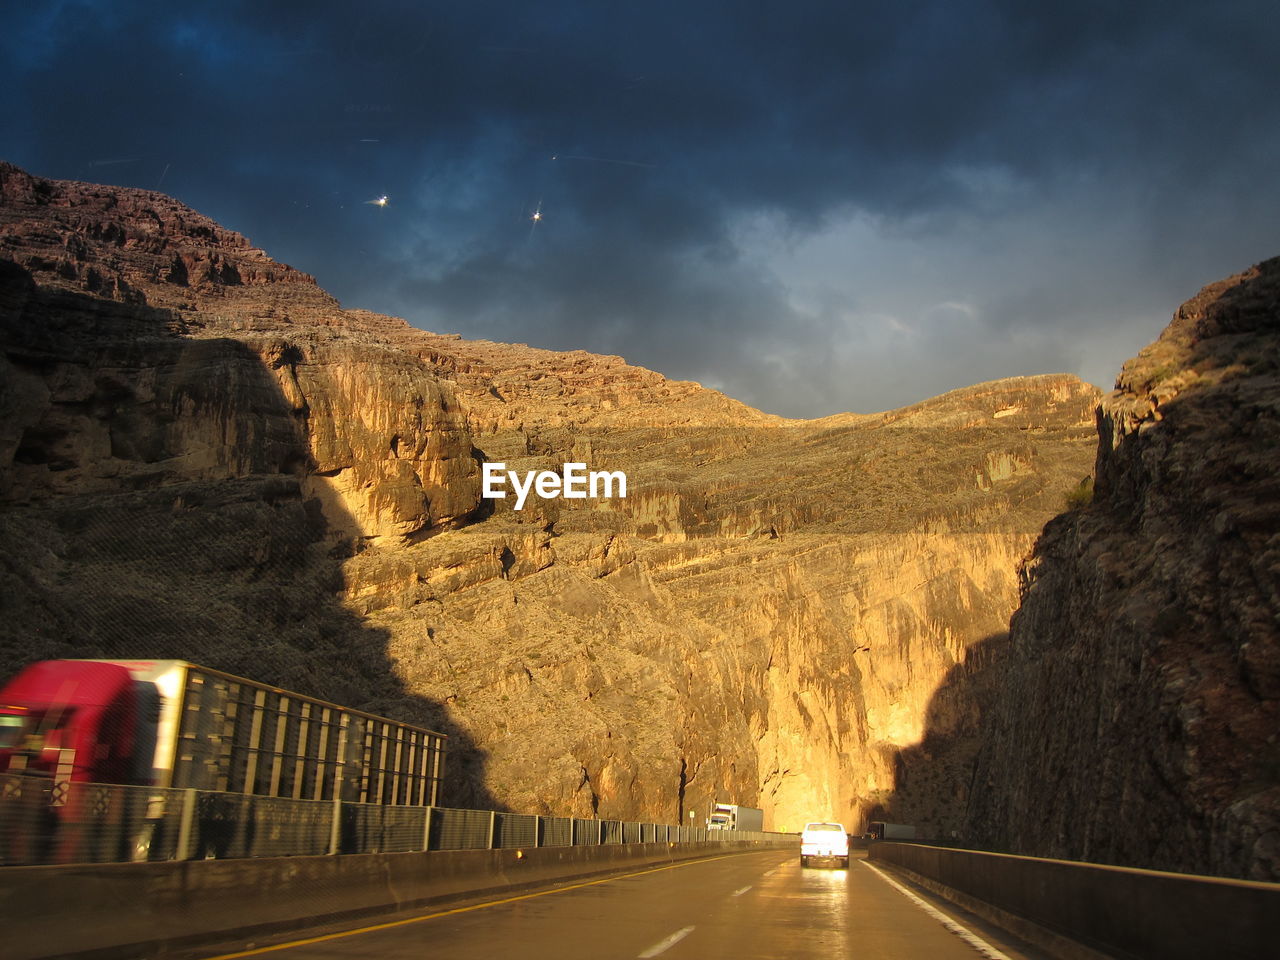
[195,849,1048,960]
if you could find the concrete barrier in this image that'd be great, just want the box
[2,839,788,960]
[870,842,1280,960]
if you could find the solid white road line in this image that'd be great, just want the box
[731,885,752,897]
[860,861,1015,960]
[638,926,696,958]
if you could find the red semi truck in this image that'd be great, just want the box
[0,659,447,861]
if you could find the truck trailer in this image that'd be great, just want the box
[0,659,447,860]
[707,801,764,832]
[866,821,916,840]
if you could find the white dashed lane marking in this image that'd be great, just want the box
[638,926,696,958]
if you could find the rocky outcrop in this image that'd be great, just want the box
[0,163,483,539]
[347,369,1098,823]
[0,163,1101,826]
[957,257,1280,881]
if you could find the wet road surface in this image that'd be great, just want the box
[196,849,1048,960]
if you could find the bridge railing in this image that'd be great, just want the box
[0,773,790,866]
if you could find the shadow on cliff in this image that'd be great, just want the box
[860,299,1257,854]
[859,627,1019,848]
[871,269,1280,881]
[0,259,500,811]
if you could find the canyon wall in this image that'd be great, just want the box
[956,257,1280,881]
[0,163,1099,828]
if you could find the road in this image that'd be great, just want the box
[194,849,1047,960]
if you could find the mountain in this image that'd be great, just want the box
[0,162,1098,827]
[950,256,1280,881]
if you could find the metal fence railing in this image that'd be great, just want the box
[494,813,537,849]
[574,818,601,845]
[0,773,795,867]
[432,807,492,851]
[541,816,573,847]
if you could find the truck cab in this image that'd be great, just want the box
[706,802,765,832]
[0,660,139,789]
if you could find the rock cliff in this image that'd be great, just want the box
[0,163,1100,827]
[955,257,1280,881]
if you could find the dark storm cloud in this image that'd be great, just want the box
[3,1,1279,415]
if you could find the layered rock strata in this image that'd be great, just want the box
[0,163,1100,827]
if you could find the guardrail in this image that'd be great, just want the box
[870,841,1280,960]
[0,773,783,865]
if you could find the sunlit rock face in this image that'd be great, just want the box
[0,163,482,540]
[961,257,1280,881]
[0,163,1099,824]
[356,370,1098,827]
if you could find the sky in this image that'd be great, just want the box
[2,0,1278,418]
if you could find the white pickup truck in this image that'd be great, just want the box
[800,821,850,868]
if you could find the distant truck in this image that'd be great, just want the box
[866,821,916,840]
[0,659,447,858]
[706,801,764,832]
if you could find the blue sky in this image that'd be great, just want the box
[3,0,1278,416]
